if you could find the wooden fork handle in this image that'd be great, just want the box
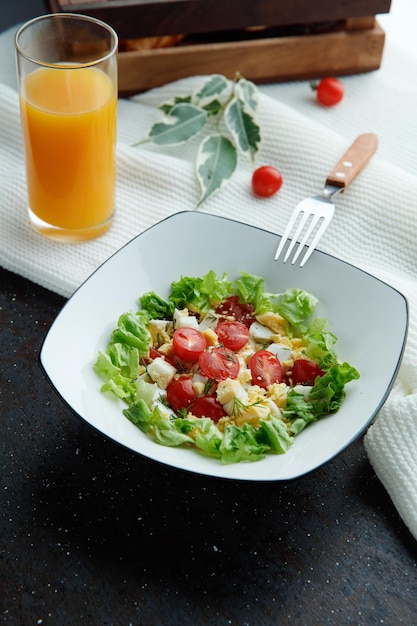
[325,133,379,190]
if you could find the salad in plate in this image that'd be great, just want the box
[94,271,359,464]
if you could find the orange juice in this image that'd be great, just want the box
[20,67,117,239]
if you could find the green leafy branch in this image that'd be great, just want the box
[133,74,262,207]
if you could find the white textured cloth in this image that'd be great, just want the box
[1,23,417,539]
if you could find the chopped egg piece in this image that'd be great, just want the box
[173,308,199,330]
[148,319,172,345]
[192,381,206,397]
[293,384,312,399]
[216,378,249,416]
[249,321,276,342]
[199,310,219,331]
[255,311,288,335]
[152,399,176,420]
[203,328,218,346]
[147,357,177,389]
[266,382,288,409]
[238,367,252,387]
[267,343,293,363]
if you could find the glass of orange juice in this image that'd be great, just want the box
[15,13,118,242]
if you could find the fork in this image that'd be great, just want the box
[274,133,379,267]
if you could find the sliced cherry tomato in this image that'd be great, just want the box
[315,77,344,107]
[141,346,176,368]
[252,165,283,198]
[172,327,206,363]
[215,295,255,328]
[166,375,196,412]
[189,396,226,422]
[215,320,249,352]
[199,345,240,381]
[249,350,283,389]
[290,359,324,386]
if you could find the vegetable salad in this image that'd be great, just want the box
[94,271,359,464]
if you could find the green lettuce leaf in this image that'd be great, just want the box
[308,362,360,415]
[124,401,194,446]
[123,398,154,432]
[100,373,137,403]
[169,270,233,312]
[219,423,269,464]
[139,292,175,319]
[283,390,318,435]
[235,272,267,310]
[257,416,294,453]
[303,317,339,369]
[283,361,360,431]
[94,310,151,403]
[275,288,318,328]
[94,350,137,403]
[111,311,151,356]
[234,275,318,328]
[106,342,140,379]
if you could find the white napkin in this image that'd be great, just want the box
[1,27,417,539]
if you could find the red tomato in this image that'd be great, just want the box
[215,320,249,352]
[190,396,226,422]
[249,350,283,389]
[172,327,206,362]
[252,165,283,197]
[166,376,196,412]
[141,347,176,368]
[316,77,344,107]
[140,346,161,365]
[199,346,240,381]
[290,359,324,386]
[215,296,255,328]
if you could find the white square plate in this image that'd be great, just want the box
[40,212,408,480]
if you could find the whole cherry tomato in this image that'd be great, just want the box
[315,77,344,107]
[290,359,324,386]
[252,165,283,198]
[189,396,226,422]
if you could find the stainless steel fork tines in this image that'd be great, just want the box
[274,184,341,267]
[274,132,379,268]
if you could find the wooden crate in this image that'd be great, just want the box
[47,0,391,96]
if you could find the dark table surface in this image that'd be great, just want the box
[2,2,417,625]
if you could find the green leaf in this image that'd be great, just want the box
[219,423,268,464]
[194,74,230,102]
[236,77,259,113]
[303,317,339,369]
[257,417,294,453]
[196,134,238,206]
[283,390,317,434]
[169,270,233,312]
[224,96,261,160]
[132,74,263,203]
[139,291,175,319]
[308,362,360,416]
[235,272,266,307]
[202,99,223,117]
[159,95,192,115]
[148,103,207,146]
[275,288,318,328]
[111,311,151,356]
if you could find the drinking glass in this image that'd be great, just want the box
[15,13,118,242]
